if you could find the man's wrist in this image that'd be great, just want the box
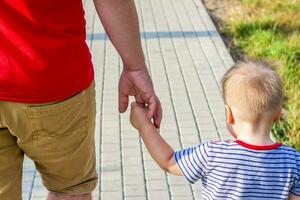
[123,63,146,71]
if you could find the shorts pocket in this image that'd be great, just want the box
[26,91,90,151]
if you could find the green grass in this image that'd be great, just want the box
[221,0,300,149]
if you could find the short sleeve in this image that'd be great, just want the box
[290,156,300,196]
[174,142,210,184]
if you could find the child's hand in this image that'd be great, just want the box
[130,102,152,131]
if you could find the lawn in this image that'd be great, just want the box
[209,0,300,149]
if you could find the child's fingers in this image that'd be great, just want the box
[131,102,138,108]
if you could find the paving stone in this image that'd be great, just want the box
[148,190,170,200]
[101,191,123,200]
[147,180,169,191]
[124,185,146,196]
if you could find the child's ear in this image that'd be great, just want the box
[225,105,234,124]
[273,107,282,122]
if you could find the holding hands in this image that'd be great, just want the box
[119,68,162,128]
[121,67,180,176]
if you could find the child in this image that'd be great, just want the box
[130,60,300,200]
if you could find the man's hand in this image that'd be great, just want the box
[119,68,162,128]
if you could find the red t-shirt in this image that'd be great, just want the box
[0,0,94,103]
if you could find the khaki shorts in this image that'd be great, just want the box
[0,81,98,200]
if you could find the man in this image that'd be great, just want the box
[0,0,162,199]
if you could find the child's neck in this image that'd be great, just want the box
[234,120,275,146]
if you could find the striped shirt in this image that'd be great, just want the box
[174,140,300,200]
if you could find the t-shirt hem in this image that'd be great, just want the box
[173,152,197,184]
[290,191,300,196]
[0,78,94,104]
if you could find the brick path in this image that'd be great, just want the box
[22,0,234,199]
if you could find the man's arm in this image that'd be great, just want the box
[93,0,162,128]
[93,0,144,70]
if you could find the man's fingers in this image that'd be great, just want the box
[147,96,162,128]
[135,94,146,108]
[147,96,157,120]
[154,100,162,128]
[119,93,129,113]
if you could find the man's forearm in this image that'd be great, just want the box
[93,0,145,70]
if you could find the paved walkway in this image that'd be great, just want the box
[22,0,234,199]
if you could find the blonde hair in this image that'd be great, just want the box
[221,60,283,122]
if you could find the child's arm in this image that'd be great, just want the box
[289,194,300,200]
[130,103,182,176]
[138,122,181,175]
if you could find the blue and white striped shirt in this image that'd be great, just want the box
[174,140,300,199]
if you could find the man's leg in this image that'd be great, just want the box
[25,82,97,198]
[0,128,24,200]
[47,192,91,200]
[3,82,97,199]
